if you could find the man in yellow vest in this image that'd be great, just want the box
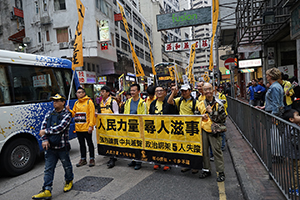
[124,83,148,170]
[99,86,119,168]
[197,81,205,102]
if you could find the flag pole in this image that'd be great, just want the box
[67,69,76,106]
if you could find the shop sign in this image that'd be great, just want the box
[97,20,110,42]
[238,58,262,68]
[98,76,107,84]
[157,7,211,31]
[165,40,209,52]
[13,7,23,18]
[77,71,96,84]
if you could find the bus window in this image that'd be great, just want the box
[63,69,76,99]
[53,69,65,95]
[11,65,61,102]
[0,65,11,104]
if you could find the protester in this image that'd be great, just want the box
[278,73,295,111]
[283,109,300,195]
[67,87,96,167]
[198,83,226,182]
[197,81,205,102]
[115,93,124,114]
[125,83,148,170]
[32,94,73,199]
[167,84,199,174]
[247,79,266,106]
[149,86,171,171]
[145,85,156,112]
[99,86,119,168]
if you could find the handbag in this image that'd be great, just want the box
[211,122,227,134]
[254,92,263,100]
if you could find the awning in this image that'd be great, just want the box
[8,29,25,43]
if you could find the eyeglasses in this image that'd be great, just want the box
[155,90,165,93]
[76,91,84,94]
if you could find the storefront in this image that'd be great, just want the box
[76,71,97,100]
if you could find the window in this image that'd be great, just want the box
[38,32,41,43]
[56,28,68,43]
[46,31,50,41]
[92,64,95,72]
[35,2,39,14]
[54,0,66,11]
[116,33,120,47]
[0,64,75,103]
[121,37,129,51]
[15,0,22,9]
[87,63,90,71]
[44,0,47,11]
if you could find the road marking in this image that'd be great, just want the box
[218,181,226,200]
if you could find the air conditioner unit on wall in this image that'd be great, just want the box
[59,42,69,49]
[69,39,75,47]
[23,37,31,44]
[40,16,51,25]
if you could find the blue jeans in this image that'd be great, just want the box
[43,149,73,191]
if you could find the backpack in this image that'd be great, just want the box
[99,98,115,113]
[177,96,197,113]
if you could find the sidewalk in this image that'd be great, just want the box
[226,118,286,200]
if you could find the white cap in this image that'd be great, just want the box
[180,84,191,90]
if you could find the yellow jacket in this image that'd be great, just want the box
[100,97,114,114]
[69,95,96,132]
[282,80,294,106]
[198,94,205,102]
[198,100,213,132]
[124,98,148,114]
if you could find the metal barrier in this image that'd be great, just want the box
[227,97,300,200]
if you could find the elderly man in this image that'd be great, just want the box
[198,83,227,182]
[197,81,205,102]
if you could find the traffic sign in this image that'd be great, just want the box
[224,57,235,69]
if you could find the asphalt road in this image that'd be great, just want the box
[0,131,244,200]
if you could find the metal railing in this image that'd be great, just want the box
[227,97,300,200]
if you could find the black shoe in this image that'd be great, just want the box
[217,172,225,182]
[107,158,116,169]
[199,171,212,179]
[128,161,136,167]
[134,164,142,170]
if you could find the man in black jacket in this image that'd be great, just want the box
[149,86,171,171]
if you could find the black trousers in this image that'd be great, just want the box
[77,131,95,159]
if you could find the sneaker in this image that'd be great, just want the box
[89,159,95,167]
[153,165,161,170]
[163,166,171,171]
[76,159,87,167]
[32,189,52,199]
[217,172,225,182]
[128,161,136,167]
[63,181,73,192]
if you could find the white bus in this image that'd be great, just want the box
[0,50,80,176]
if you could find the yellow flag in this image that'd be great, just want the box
[72,0,85,70]
[209,0,219,71]
[142,22,156,76]
[117,2,145,77]
[187,43,196,83]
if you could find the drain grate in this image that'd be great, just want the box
[73,176,113,192]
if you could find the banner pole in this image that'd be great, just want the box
[67,69,76,106]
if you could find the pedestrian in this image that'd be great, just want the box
[198,83,227,182]
[278,73,295,111]
[99,86,119,168]
[247,79,266,106]
[32,94,73,199]
[125,83,148,170]
[66,87,96,167]
[283,109,300,196]
[167,84,199,174]
[149,85,171,171]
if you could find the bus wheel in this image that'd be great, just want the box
[1,138,37,176]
